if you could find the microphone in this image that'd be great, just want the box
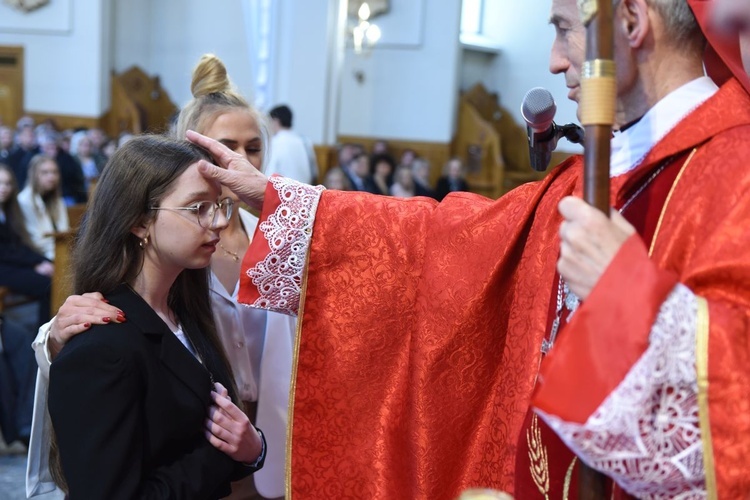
[521,87,584,172]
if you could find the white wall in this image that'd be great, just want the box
[337,0,463,143]
[272,0,337,145]
[462,0,581,152]
[113,0,255,113]
[0,0,109,117]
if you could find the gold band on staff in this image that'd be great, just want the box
[579,59,616,126]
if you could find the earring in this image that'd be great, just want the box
[139,236,149,249]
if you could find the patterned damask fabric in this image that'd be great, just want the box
[246,176,324,315]
[240,79,750,499]
[538,284,706,499]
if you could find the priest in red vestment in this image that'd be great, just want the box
[189,0,750,498]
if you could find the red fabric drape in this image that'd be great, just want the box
[242,80,750,499]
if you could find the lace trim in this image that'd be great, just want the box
[247,177,324,315]
[537,284,706,499]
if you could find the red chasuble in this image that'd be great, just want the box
[241,79,750,499]
[533,78,750,498]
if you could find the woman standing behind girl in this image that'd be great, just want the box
[48,135,265,498]
[17,155,69,260]
[30,54,294,500]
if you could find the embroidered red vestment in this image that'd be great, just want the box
[241,79,750,499]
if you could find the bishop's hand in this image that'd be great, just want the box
[187,130,268,211]
[557,196,636,300]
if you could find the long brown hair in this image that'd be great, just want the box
[0,163,34,248]
[26,154,63,222]
[51,135,240,490]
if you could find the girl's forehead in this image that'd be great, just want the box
[166,162,222,199]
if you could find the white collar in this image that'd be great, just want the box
[609,76,718,178]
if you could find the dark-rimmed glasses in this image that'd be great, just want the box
[149,197,234,228]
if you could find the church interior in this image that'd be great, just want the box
[0,0,584,497]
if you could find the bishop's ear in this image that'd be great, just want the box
[617,0,650,48]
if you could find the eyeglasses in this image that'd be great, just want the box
[150,197,234,228]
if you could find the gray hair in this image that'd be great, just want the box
[647,0,704,47]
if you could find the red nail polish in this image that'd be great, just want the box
[83,322,91,328]
[103,317,111,323]
[101,299,110,303]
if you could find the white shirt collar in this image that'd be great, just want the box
[609,76,718,177]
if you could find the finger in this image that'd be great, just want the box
[211,390,246,421]
[205,429,231,453]
[60,295,123,319]
[609,209,637,236]
[186,131,240,167]
[214,381,229,397]
[558,196,587,220]
[205,416,233,442]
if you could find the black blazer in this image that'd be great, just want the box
[49,284,263,499]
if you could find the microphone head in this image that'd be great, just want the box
[521,87,556,132]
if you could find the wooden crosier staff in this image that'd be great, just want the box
[577,0,615,497]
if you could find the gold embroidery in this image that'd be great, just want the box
[285,244,313,500]
[562,457,577,500]
[527,415,551,500]
[695,297,717,500]
[649,147,698,257]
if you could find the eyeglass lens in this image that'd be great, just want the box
[198,199,233,227]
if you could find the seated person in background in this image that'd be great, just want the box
[36,132,86,206]
[70,131,106,194]
[370,153,396,195]
[322,166,353,191]
[7,125,38,189]
[0,126,13,164]
[101,138,118,160]
[17,155,69,261]
[397,147,417,171]
[435,157,470,201]
[0,316,36,448]
[344,152,379,193]
[372,139,390,155]
[86,128,108,156]
[411,157,437,198]
[389,165,416,198]
[0,163,52,327]
[47,135,265,498]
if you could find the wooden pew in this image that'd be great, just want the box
[49,203,87,315]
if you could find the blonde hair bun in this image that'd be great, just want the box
[191,54,232,98]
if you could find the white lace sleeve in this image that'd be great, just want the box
[536,284,706,499]
[246,176,324,315]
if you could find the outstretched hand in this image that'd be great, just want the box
[557,196,636,300]
[205,382,263,464]
[49,293,125,359]
[186,130,268,210]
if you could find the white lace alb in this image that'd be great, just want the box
[537,284,706,499]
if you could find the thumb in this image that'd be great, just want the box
[197,160,228,182]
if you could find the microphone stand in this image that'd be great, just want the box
[527,122,585,172]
